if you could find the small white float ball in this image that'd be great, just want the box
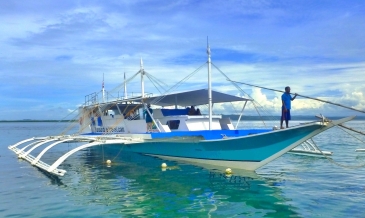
[106,160,112,164]
[225,168,232,174]
[161,163,167,168]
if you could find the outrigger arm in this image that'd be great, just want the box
[8,135,140,176]
[47,141,102,173]
[290,115,357,157]
[31,139,74,165]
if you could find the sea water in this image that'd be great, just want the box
[1,121,365,217]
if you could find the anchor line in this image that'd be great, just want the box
[337,124,365,145]
[228,79,365,114]
[315,115,365,143]
[111,144,125,162]
[102,143,105,163]
[311,133,365,169]
[99,139,126,164]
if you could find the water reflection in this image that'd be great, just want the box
[56,147,300,217]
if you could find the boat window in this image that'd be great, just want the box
[161,109,189,116]
[166,120,180,130]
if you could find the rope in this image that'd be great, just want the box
[58,106,79,122]
[102,143,105,163]
[315,140,365,169]
[228,79,365,114]
[229,102,239,114]
[311,121,365,169]
[108,71,141,94]
[111,145,125,161]
[59,114,79,135]
[252,101,267,127]
[147,62,206,106]
[144,71,169,90]
[100,143,125,165]
[145,72,164,94]
[336,124,365,145]
[211,62,278,123]
[55,104,82,136]
[212,63,251,98]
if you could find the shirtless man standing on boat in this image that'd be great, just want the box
[281,86,297,129]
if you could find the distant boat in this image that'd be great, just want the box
[8,44,354,176]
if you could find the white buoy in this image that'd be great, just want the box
[106,160,111,164]
[161,163,167,168]
[225,168,232,174]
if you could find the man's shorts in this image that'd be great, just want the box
[281,109,291,120]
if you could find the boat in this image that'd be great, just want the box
[8,44,355,176]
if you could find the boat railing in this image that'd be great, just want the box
[85,92,98,106]
[84,91,154,106]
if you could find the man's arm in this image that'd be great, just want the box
[291,93,298,101]
[282,99,287,111]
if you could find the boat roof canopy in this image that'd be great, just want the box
[140,89,252,107]
[82,89,251,110]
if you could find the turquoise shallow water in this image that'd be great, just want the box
[1,121,365,217]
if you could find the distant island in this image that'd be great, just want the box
[222,115,365,121]
[0,119,77,122]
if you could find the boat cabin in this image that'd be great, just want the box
[78,89,251,134]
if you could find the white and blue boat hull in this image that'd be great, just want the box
[101,120,340,170]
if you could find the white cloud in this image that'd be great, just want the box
[0,0,365,120]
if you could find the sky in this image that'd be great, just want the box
[1,0,365,120]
